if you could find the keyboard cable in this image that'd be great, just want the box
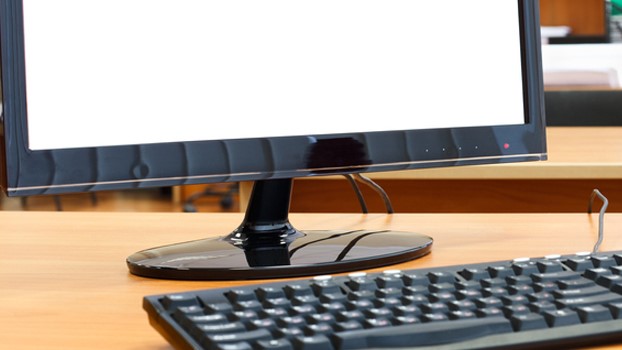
[587,188,609,253]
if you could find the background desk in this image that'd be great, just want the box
[285,127,622,213]
[2,211,622,349]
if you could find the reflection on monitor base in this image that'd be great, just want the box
[127,229,433,280]
[126,178,433,280]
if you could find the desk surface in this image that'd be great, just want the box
[2,211,622,349]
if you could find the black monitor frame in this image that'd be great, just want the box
[1,0,546,197]
[1,0,547,280]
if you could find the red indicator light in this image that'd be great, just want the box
[503,143,510,149]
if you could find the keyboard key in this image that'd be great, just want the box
[584,267,612,281]
[448,310,476,320]
[283,284,313,298]
[255,339,293,350]
[273,327,304,340]
[459,268,489,280]
[345,272,376,291]
[393,315,419,325]
[501,304,531,317]
[291,335,333,350]
[392,304,421,317]
[336,310,365,322]
[608,303,622,319]
[501,294,528,305]
[203,302,234,314]
[455,280,481,290]
[303,323,333,336]
[480,277,506,288]
[596,274,622,288]
[527,291,554,303]
[317,301,346,314]
[226,289,258,303]
[563,258,593,272]
[474,297,503,309]
[276,316,305,328]
[160,294,199,311]
[331,317,512,348]
[591,256,617,268]
[536,260,564,273]
[506,275,532,285]
[402,273,429,286]
[306,313,336,325]
[256,287,287,300]
[248,319,277,332]
[456,288,482,300]
[214,342,253,350]
[533,281,557,292]
[333,321,363,332]
[510,313,548,331]
[420,302,449,314]
[543,309,581,327]
[375,271,405,289]
[555,293,622,309]
[448,299,477,312]
[531,271,581,283]
[202,329,272,348]
[475,307,504,318]
[577,305,614,323]
[482,287,508,297]
[175,313,228,329]
[528,301,557,314]
[419,313,448,323]
[557,277,597,290]
[512,262,539,275]
[507,284,534,295]
[310,276,342,295]
[427,271,456,284]
[487,266,514,278]
[195,322,246,336]
[362,318,392,328]
[551,285,609,299]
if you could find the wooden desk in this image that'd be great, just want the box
[2,211,622,349]
[288,127,622,213]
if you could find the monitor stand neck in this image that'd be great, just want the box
[127,178,433,280]
[224,178,304,267]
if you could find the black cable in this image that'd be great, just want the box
[344,174,369,213]
[354,174,394,214]
[587,189,609,253]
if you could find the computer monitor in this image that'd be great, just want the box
[0,0,546,280]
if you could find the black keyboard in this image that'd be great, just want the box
[143,251,622,349]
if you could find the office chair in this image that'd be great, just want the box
[20,193,98,211]
[182,183,239,212]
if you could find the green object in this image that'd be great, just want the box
[613,0,622,15]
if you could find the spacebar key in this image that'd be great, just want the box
[332,317,513,349]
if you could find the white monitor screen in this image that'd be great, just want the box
[21,0,525,150]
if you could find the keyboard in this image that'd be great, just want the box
[143,250,622,349]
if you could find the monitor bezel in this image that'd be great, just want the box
[0,0,546,197]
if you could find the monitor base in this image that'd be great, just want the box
[127,229,433,280]
[127,178,433,280]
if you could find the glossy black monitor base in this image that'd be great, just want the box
[127,229,433,280]
[126,179,433,280]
